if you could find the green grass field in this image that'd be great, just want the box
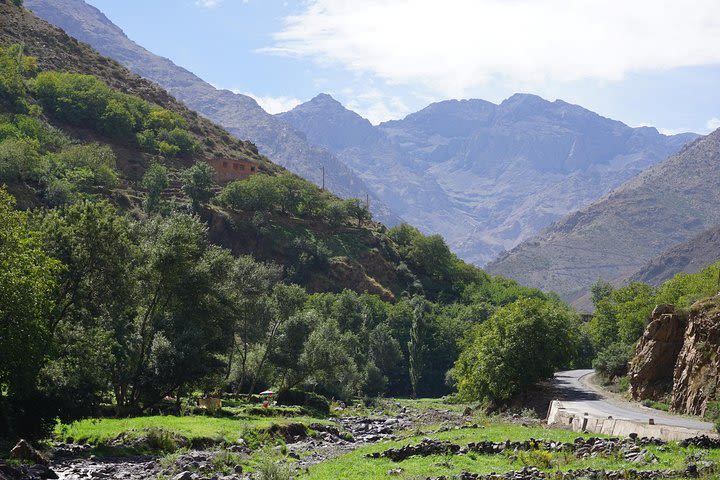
[303,422,719,480]
[55,413,327,445]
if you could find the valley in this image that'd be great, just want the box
[1,1,720,480]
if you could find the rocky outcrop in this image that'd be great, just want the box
[629,305,687,401]
[671,297,720,416]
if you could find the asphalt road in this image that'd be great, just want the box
[553,369,714,431]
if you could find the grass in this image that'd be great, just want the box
[55,413,327,446]
[302,422,720,480]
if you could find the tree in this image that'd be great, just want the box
[111,213,235,413]
[592,342,634,380]
[0,137,44,182]
[248,283,307,394]
[452,298,579,403]
[38,200,137,419]
[225,256,282,392]
[0,188,61,438]
[591,280,614,308]
[0,44,35,107]
[299,319,362,399]
[408,297,426,398]
[142,162,169,213]
[181,162,215,212]
[345,198,371,226]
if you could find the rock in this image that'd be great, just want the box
[9,440,48,466]
[629,305,686,401]
[26,464,58,479]
[173,472,193,480]
[672,297,720,415]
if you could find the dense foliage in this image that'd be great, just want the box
[0,43,587,441]
[34,71,198,157]
[587,261,720,381]
[451,298,580,402]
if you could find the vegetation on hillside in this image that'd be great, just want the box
[588,261,720,381]
[0,42,587,444]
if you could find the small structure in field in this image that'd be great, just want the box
[198,396,222,412]
[206,158,257,183]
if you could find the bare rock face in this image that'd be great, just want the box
[629,304,686,401]
[671,297,720,416]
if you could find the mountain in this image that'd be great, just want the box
[24,0,400,225]
[278,93,696,265]
[487,129,720,303]
[627,225,720,287]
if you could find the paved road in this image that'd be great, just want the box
[553,369,713,431]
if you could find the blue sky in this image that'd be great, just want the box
[88,0,720,134]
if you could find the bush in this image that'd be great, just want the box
[704,400,720,433]
[592,342,634,380]
[276,389,330,416]
[33,71,196,156]
[0,137,44,181]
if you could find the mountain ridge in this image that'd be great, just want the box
[279,92,696,265]
[487,129,720,302]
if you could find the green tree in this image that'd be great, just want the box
[345,198,371,226]
[299,319,362,399]
[142,162,169,213]
[181,162,215,212]
[408,297,426,398]
[0,188,61,438]
[0,137,44,182]
[452,298,579,402]
[0,44,35,107]
[591,279,614,308]
[592,342,634,380]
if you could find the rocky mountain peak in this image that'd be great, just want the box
[277,93,379,151]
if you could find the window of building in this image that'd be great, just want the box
[233,163,238,170]
[251,166,256,172]
[222,161,228,168]
[239,165,245,170]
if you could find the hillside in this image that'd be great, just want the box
[24,0,401,225]
[278,93,695,265]
[0,0,412,299]
[628,226,720,286]
[487,129,720,303]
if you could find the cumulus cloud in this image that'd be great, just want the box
[264,0,720,97]
[240,92,304,114]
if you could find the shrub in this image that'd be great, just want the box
[704,400,720,433]
[592,342,634,380]
[255,455,292,480]
[276,389,330,416]
[0,137,44,181]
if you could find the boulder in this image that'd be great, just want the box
[671,297,720,415]
[9,440,48,466]
[629,305,686,401]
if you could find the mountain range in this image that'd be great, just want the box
[26,0,697,268]
[487,129,720,305]
[278,93,695,264]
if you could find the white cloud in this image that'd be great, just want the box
[340,88,412,124]
[239,91,304,114]
[707,117,720,132]
[264,0,720,98]
[195,0,222,8]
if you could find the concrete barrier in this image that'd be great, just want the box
[546,400,712,441]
